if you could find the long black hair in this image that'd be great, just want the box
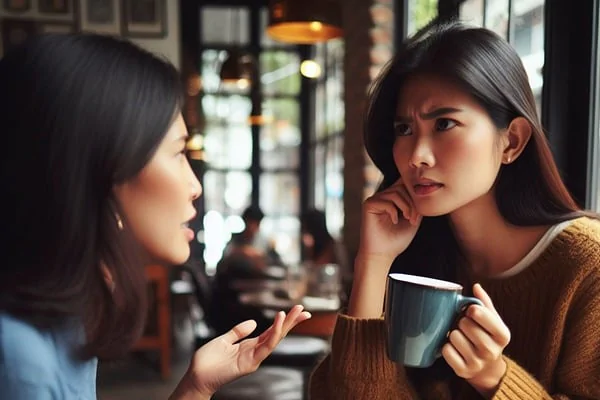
[0,33,183,359]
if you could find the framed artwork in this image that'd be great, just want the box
[38,0,70,14]
[3,0,31,12]
[39,21,73,33]
[0,18,36,54]
[78,0,120,35]
[122,0,166,38]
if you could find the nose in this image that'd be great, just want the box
[408,137,435,168]
[190,173,202,201]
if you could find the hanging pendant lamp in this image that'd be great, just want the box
[219,50,253,89]
[266,0,343,44]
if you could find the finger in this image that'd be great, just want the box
[377,191,413,222]
[396,183,419,225]
[447,329,478,367]
[472,283,497,313]
[366,197,404,224]
[281,305,304,333]
[221,320,257,344]
[457,316,500,361]
[441,342,469,377]
[465,304,511,346]
[254,311,285,362]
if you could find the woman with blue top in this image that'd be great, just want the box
[0,34,310,400]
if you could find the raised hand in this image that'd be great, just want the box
[170,305,311,399]
[359,177,422,263]
[441,284,511,397]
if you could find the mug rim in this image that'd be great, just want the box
[388,273,463,291]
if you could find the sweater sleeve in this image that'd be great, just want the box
[492,273,600,400]
[308,313,419,399]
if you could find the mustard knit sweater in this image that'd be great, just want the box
[309,217,600,399]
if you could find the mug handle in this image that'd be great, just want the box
[455,295,484,312]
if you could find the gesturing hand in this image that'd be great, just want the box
[177,305,311,399]
[441,284,511,397]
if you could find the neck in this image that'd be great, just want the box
[448,192,549,278]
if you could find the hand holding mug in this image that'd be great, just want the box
[441,284,511,396]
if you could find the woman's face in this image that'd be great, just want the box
[114,113,201,265]
[393,74,506,216]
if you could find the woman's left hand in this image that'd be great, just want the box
[441,284,511,397]
[174,305,311,399]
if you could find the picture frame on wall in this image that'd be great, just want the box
[3,0,31,12]
[78,0,120,35]
[122,0,166,38]
[38,0,70,14]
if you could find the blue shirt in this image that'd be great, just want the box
[0,313,97,399]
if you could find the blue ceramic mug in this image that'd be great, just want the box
[384,273,483,368]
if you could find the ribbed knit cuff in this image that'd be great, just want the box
[329,313,401,381]
[492,356,552,400]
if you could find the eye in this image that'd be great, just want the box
[393,122,412,137]
[435,118,457,131]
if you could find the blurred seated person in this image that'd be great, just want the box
[301,208,351,299]
[211,206,280,335]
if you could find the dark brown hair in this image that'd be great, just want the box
[0,34,183,359]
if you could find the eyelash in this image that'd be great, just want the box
[394,118,458,137]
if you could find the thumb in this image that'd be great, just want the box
[221,320,257,344]
[473,283,497,313]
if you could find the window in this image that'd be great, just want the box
[311,39,344,237]
[459,0,545,112]
[198,6,303,271]
[407,0,439,36]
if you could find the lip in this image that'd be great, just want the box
[412,178,444,196]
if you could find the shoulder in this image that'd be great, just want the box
[555,217,600,264]
[0,313,60,386]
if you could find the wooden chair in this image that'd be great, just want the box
[132,265,172,380]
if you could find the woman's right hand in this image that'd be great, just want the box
[358,177,422,266]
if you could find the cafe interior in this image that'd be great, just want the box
[1,0,598,398]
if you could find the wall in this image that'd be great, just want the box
[342,0,394,259]
[0,1,180,69]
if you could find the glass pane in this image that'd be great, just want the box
[201,7,249,45]
[259,172,299,216]
[313,144,326,209]
[407,0,438,36]
[260,216,300,264]
[485,0,509,39]
[202,94,252,124]
[203,124,252,169]
[260,7,294,48]
[459,0,484,27]
[203,171,252,215]
[260,99,301,169]
[511,0,545,112]
[260,51,301,96]
[315,83,326,140]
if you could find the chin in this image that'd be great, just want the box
[414,202,454,217]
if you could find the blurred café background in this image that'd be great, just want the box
[1,0,598,398]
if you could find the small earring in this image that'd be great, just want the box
[506,156,511,164]
[115,213,124,231]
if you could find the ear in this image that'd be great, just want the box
[501,117,532,164]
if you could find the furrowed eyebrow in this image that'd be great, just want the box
[395,107,463,123]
